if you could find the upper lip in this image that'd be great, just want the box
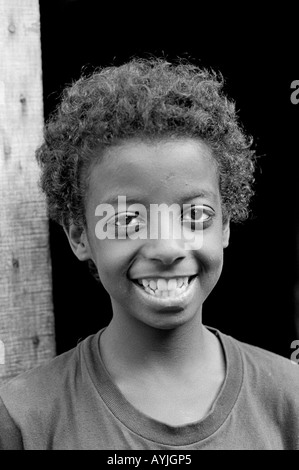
[130,274,197,280]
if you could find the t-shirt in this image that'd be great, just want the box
[0,327,298,450]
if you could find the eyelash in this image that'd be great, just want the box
[108,206,215,234]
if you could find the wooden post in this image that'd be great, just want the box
[0,0,55,385]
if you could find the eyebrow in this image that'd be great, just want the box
[101,190,217,205]
[181,190,217,202]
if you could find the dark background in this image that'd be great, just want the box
[39,0,299,357]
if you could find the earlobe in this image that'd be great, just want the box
[222,219,230,249]
[63,224,92,261]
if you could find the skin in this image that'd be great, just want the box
[65,137,230,425]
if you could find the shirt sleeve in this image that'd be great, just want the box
[0,395,23,450]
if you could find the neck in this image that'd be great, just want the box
[100,309,219,380]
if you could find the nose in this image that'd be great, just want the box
[140,206,189,265]
[141,236,186,266]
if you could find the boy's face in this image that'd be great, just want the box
[71,138,230,330]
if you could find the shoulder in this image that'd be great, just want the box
[219,333,299,449]
[1,345,76,402]
[226,333,299,398]
[0,333,96,417]
[0,332,101,449]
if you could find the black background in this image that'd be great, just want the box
[39,0,299,358]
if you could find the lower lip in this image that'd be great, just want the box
[131,276,198,311]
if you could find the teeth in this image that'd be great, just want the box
[157,279,168,290]
[168,279,177,290]
[145,286,153,295]
[138,277,189,288]
[136,276,195,298]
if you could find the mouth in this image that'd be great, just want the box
[132,275,197,297]
[130,275,198,308]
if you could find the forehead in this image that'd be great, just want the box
[87,138,220,205]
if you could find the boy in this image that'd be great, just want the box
[0,58,298,450]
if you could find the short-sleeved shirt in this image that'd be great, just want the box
[0,327,298,449]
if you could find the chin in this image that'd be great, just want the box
[133,305,202,331]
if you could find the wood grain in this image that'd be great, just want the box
[0,0,55,384]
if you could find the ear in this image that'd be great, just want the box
[63,224,93,261]
[222,217,230,249]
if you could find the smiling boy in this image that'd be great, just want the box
[79,138,227,426]
[0,58,298,450]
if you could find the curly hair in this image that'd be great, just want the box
[36,57,257,230]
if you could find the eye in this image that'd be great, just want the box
[182,205,214,230]
[115,212,140,227]
[108,211,146,235]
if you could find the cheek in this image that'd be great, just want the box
[195,236,224,294]
[196,244,224,299]
[198,231,224,268]
[92,240,132,281]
